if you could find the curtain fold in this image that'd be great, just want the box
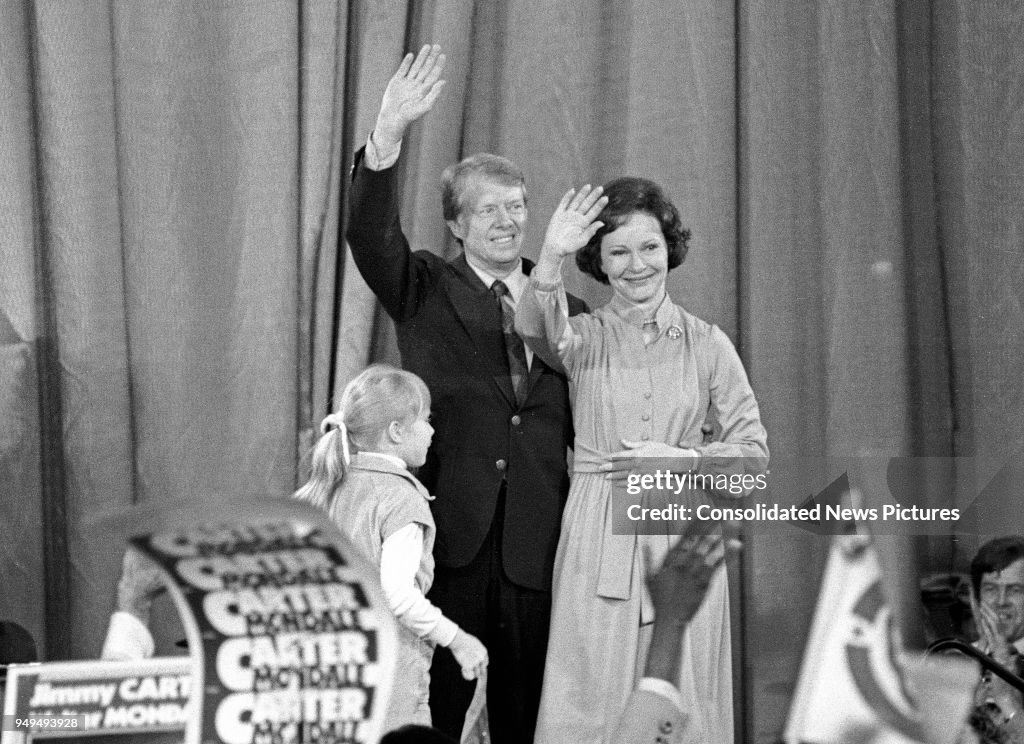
[1,1,1021,741]
[298,0,349,457]
[2,0,349,658]
[933,0,1024,473]
[738,1,915,735]
[30,0,135,659]
[0,0,47,656]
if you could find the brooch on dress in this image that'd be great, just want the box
[667,325,683,340]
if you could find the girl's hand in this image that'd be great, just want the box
[448,629,488,681]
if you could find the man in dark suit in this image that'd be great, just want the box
[345,45,598,744]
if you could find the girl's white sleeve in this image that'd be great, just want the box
[379,523,459,646]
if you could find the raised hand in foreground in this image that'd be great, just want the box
[643,525,738,683]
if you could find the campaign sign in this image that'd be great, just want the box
[1,656,191,743]
[126,498,396,744]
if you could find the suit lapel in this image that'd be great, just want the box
[447,255,517,407]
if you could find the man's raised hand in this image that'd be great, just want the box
[373,44,447,150]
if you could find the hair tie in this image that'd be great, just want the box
[320,413,352,465]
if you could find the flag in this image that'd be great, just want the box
[785,534,976,744]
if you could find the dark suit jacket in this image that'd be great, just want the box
[346,152,586,591]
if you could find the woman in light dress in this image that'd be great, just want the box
[516,178,768,744]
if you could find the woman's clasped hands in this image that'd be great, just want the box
[600,439,701,484]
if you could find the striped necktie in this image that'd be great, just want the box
[491,280,528,406]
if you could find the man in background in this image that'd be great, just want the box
[968,536,1024,738]
[971,536,1024,665]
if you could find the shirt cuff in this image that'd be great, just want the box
[430,617,460,647]
[365,131,402,171]
[528,274,563,292]
[100,611,154,661]
[638,677,685,714]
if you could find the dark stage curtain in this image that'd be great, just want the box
[1,2,1020,741]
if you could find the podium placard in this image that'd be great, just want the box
[1,657,190,743]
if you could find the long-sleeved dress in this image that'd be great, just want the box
[516,276,769,744]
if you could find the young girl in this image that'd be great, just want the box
[295,364,488,729]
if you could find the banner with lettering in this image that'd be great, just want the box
[121,497,397,744]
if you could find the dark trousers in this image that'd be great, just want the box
[427,484,552,744]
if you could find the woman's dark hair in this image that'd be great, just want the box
[575,176,691,284]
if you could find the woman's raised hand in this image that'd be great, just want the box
[541,185,609,259]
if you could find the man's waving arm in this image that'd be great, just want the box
[346,45,447,320]
[366,44,446,169]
